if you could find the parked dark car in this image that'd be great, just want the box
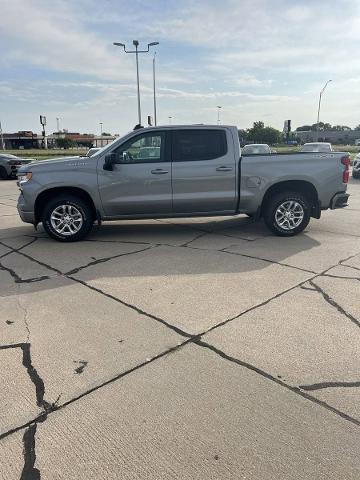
[0,153,33,180]
[353,153,360,179]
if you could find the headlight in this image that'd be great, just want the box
[17,172,32,184]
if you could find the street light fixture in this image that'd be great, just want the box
[153,52,157,126]
[316,80,332,139]
[113,40,159,126]
[100,122,103,135]
[217,106,222,125]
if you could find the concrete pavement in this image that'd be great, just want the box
[1,178,360,479]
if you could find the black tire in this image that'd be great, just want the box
[0,166,9,180]
[42,195,93,242]
[263,191,311,237]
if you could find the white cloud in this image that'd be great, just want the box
[1,0,360,133]
[0,0,134,81]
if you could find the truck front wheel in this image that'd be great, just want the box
[42,195,93,242]
[264,191,311,236]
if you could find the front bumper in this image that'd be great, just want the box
[17,193,35,223]
[330,192,350,209]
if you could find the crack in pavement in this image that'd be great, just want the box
[0,337,196,442]
[300,285,317,291]
[17,289,31,343]
[322,273,360,281]
[21,343,52,412]
[179,231,209,247]
[64,244,156,275]
[0,341,54,478]
[309,280,360,329]
[0,237,38,260]
[217,246,316,274]
[20,423,40,480]
[69,276,193,339]
[300,380,360,391]
[0,260,52,284]
[341,263,360,273]
[193,339,360,427]
[1,232,360,471]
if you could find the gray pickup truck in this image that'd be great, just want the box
[17,125,350,242]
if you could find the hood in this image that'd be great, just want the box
[19,155,92,172]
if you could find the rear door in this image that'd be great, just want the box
[171,128,237,213]
[98,130,172,216]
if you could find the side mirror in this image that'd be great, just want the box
[103,153,117,171]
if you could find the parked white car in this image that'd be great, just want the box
[242,144,272,155]
[300,142,333,153]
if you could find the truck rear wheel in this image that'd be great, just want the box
[264,191,311,236]
[42,195,93,242]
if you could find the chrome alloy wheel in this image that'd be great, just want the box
[275,200,304,231]
[50,204,83,236]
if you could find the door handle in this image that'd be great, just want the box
[151,169,169,174]
[216,166,233,172]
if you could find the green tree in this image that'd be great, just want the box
[355,124,360,131]
[238,129,248,144]
[247,121,281,144]
[56,137,75,149]
[296,125,313,131]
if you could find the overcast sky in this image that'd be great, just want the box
[1,0,360,135]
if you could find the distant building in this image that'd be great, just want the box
[296,129,360,145]
[2,131,39,149]
[3,131,117,149]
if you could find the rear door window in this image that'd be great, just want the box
[172,129,227,162]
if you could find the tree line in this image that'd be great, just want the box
[296,123,360,132]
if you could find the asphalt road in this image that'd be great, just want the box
[1,178,360,479]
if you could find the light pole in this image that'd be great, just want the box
[316,80,332,139]
[0,120,5,150]
[113,40,159,126]
[100,122,103,135]
[168,116,172,125]
[217,106,222,125]
[153,52,157,126]
[56,117,60,132]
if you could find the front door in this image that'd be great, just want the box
[98,130,172,216]
[171,128,237,213]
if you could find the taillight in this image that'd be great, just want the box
[341,155,350,183]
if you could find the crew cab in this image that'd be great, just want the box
[17,125,350,242]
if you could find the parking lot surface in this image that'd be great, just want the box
[1,178,360,479]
